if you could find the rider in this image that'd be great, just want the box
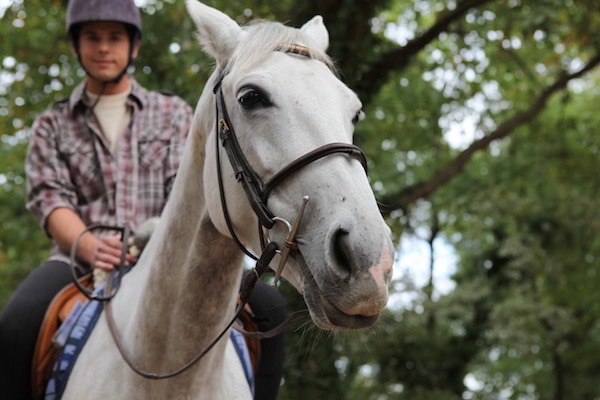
[0,0,286,399]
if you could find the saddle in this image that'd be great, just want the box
[30,275,261,400]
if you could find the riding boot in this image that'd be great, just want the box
[246,276,288,400]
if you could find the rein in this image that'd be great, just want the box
[71,223,304,380]
[69,43,369,380]
[104,242,281,379]
[69,224,131,302]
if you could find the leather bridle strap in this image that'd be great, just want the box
[262,142,367,202]
[216,87,276,230]
[214,84,368,257]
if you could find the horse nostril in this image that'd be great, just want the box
[332,227,352,276]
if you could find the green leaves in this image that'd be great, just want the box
[1,0,600,398]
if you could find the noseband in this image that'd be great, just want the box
[213,43,368,259]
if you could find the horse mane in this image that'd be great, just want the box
[228,21,336,75]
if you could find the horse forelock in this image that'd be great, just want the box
[227,21,336,76]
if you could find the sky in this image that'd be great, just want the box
[390,233,457,310]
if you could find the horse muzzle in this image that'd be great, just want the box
[300,225,394,330]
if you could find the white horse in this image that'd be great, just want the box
[62,1,393,398]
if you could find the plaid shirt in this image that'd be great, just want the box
[25,78,193,266]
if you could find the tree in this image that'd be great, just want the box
[448,90,600,400]
[2,1,600,399]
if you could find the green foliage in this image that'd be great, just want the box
[0,139,50,307]
[443,91,600,399]
[1,0,600,399]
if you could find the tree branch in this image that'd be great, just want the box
[382,52,600,209]
[355,0,496,104]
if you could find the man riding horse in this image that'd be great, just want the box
[0,1,286,398]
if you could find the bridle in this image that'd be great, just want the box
[213,55,368,258]
[213,43,368,288]
[70,43,369,380]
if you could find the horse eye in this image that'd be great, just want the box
[352,110,365,125]
[238,89,270,109]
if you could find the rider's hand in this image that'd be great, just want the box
[90,234,136,271]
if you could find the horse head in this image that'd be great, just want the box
[187,0,394,330]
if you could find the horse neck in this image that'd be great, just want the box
[117,98,245,368]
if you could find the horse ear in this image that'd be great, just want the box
[185,0,247,66]
[300,16,329,52]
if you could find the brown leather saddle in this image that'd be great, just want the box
[30,275,261,400]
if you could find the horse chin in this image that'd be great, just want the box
[305,292,380,331]
[293,255,381,331]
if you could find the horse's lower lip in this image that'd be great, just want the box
[319,298,379,329]
[301,270,380,329]
[294,250,380,329]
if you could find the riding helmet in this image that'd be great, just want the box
[66,0,142,42]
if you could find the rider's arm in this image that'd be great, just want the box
[46,207,126,271]
[25,106,81,235]
[46,207,97,266]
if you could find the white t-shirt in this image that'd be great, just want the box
[87,89,132,155]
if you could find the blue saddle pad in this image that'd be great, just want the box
[44,286,254,399]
